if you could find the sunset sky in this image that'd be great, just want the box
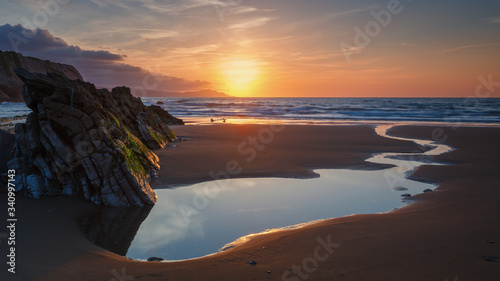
[1,0,499,97]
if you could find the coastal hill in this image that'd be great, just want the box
[0,50,83,102]
[148,88,230,98]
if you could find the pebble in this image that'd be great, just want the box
[423,189,433,193]
[401,193,412,198]
[248,260,257,265]
[484,256,497,262]
[147,257,165,262]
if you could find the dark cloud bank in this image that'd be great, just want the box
[0,24,225,97]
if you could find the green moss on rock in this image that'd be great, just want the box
[148,127,167,144]
[121,144,147,175]
[167,130,176,141]
[109,113,120,127]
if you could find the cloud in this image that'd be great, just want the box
[89,0,132,10]
[484,16,500,23]
[0,24,125,61]
[227,6,259,15]
[438,43,500,54]
[140,30,179,40]
[171,44,221,56]
[0,24,213,93]
[137,0,226,15]
[325,5,379,20]
[229,17,274,29]
[399,42,417,47]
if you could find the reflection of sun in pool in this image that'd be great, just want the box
[220,59,260,96]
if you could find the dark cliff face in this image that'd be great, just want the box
[81,206,153,256]
[7,68,183,207]
[0,129,15,174]
[0,50,83,102]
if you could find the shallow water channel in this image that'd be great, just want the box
[81,125,452,261]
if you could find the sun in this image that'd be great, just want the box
[220,59,260,96]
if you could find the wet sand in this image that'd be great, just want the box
[0,115,27,134]
[152,124,422,186]
[1,124,499,281]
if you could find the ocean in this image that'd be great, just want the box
[0,102,32,118]
[2,98,500,125]
[144,97,500,125]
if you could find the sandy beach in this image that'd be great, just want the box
[1,124,500,281]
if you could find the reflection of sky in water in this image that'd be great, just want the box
[127,168,436,261]
[125,125,452,261]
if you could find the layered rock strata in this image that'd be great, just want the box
[0,50,83,102]
[7,68,183,206]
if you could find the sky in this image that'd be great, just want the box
[0,0,499,97]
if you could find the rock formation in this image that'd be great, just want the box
[7,68,183,206]
[0,129,15,174]
[0,50,83,102]
[81,206,153,256]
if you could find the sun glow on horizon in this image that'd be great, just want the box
[220,59,261,97]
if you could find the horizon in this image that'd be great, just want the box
[142,96,500,99]
[1,0,499,98]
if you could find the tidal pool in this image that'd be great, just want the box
[82,125,452,261]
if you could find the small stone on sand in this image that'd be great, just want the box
[147,257,165,262]
[484,256,498,262]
